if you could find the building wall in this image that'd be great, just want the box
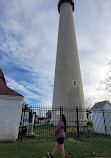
[92,103,111,135]
[92,111,106,134]
[103,103,111,135]
[0,95,24,141]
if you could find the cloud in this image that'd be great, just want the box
[0,0,58,105]
[74,0,111,105]
[0,0,111,107]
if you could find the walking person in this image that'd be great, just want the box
[48,114,66,158]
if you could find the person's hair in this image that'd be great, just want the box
[61,114,66,132]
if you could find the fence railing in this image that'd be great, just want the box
[18,105,111,140]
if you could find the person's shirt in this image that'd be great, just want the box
[55,120,65,138]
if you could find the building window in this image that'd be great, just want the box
[73,80,77,87]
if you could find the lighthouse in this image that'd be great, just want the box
[52,0,85,111]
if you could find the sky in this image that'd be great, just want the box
[0,0,111,108]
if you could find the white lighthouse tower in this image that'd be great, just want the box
[52,0,85,112]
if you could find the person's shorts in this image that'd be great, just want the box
[57,138,65,144]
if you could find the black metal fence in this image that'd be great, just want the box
[18,105,95,140]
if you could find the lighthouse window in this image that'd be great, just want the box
[73,80,77,87]
[69,13,70,16]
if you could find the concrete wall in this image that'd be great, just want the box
[0,95,24,141]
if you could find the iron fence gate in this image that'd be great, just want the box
[18,105,94,140]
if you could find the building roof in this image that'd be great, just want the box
[91,101,110,110]
[0,69,23,97]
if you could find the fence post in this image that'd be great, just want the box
[102,109,107,135]
[18,126,23,141]
[60,106,63,115]
[76,107,79,138]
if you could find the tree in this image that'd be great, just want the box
[99,60,111,96]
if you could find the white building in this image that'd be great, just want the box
[0,69,24,141]
[91,101,111,135]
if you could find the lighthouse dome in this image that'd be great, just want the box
[58,0,74,13]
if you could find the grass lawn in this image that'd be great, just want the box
[33,124,94,139]
[0,136,111,158]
